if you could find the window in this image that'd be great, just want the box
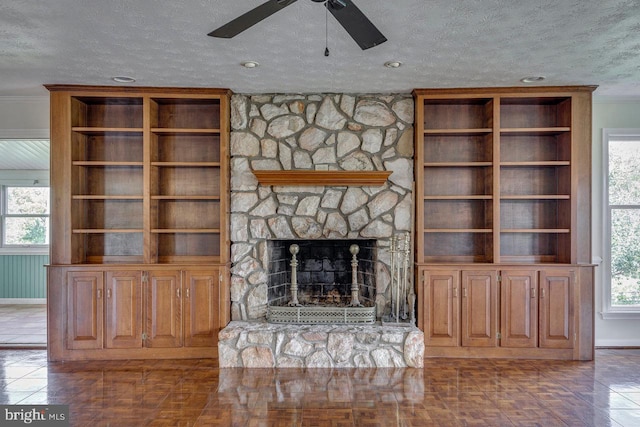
[1,186,50,247]
[603,129,640,317]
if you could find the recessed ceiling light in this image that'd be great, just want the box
[111,76,136,83]
[520,76,545,83]
[384,61,402,68]
[241,61,259,68]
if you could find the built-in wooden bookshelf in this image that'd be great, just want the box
[413,86,596,360]
[46,85,231,361]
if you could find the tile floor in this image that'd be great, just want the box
[0,304,47,346]
[0,349,639,426]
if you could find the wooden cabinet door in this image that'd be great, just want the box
[423,269,460,347]
[146,270,182,348]
[539,269,574,349]
[183,269,219,347]
[105,271,143,349]
[500,270,538,348]
[461,271,498,347]
[66,271,103,350]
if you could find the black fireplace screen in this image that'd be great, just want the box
[267,239,376,307]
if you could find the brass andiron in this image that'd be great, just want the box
[288,244,301,307]
[349,244,363,307]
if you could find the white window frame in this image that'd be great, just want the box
[0,184,50,254]
[602,128,640,319]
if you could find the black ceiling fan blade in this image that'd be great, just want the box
[208,0,298,38]
[327,0,387,50]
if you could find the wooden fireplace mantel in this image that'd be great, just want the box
[252,170,392,186]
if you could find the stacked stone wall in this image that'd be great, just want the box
[229,93,414,321]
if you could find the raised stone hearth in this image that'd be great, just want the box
[219,321,424,368]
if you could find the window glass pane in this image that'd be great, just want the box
[610,208,640,306]
[4,217,50,245]
[609,140,640,205]
[6,187,50,214]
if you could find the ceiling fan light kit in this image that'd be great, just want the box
[520,76,546,83]
[208,0,387,51]
[111,76,136,83]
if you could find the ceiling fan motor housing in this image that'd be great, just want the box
[311,0,346,7]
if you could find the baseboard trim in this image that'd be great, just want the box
[0,344,47,350]
[0,298,46,304]
[596,346,640,349]
[595,339,640,348]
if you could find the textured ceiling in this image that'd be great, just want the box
[1,0,639,97]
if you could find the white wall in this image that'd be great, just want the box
[592,97,640,347]
[0,96,49,138]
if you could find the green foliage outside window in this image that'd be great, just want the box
[3,186,50,246]
[609,140,640,306]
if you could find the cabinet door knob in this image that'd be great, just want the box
[177,288,181,299]
[186,288,190,299]
[107,289,112,299]
[453,287,458,298]
[97,289,102,299]
[531,287,536,298]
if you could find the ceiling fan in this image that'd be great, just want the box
[208,0,387,50]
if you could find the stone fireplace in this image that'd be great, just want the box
[219,93,424,368]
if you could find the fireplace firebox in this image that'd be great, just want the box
[266,239,376,324]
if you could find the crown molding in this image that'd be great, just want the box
[0,129,49,139]
[593,95,640,104]
[0,95,48,103]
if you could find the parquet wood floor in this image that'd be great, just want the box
[1,349,639,426]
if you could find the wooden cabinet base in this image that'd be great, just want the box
[424,346,575,360]
[48,346,218,362]
[47,265,226,362]
[418,264,594,361]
